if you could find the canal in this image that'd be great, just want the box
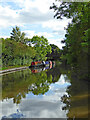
[0,63,89,119]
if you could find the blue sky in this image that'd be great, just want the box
[0,0,71,49]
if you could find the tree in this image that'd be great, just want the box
[46,44,62,60]
[2,38,36,66]
[10,26,26,44]
[50,2,89,67]
[31,35,52,61]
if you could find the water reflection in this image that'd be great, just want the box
[60,63,89,119]
[2,65,62,104]
[0,63,89,119]
[31,64,53,74]
[0,65,71,118]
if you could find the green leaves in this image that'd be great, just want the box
[2,38,36,66]
[10,26,26,44]
[31,35,51,61]
[51,1,89,67]
[2,26,52,66]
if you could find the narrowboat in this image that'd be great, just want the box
[31,67,43,73]
[31,64,51,73]
[29,61,45,68]
[29,60,55,68]
[45,61,49,66]
[49,61,52,69]
[52,61,55,67]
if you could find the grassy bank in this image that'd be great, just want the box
[0,64,29,71]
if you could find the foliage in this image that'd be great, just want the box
[0,38,2,67]
[1,26,52,67]
[60,63,88,118]
[10,26,27,44]
[2,67,60,104]
[31,35,52,61]
[50,2,89,69]
[46,44,62,60]
[50,2,89,117]
[2,38,36,66]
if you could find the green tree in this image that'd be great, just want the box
[10,26,26,44]
[50,2,89,66]
[31,35,52,61]
[2,38,36,66]
[47,44,62,60]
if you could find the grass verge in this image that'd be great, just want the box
[0,64,29,71]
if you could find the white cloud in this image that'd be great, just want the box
[18,74,70,118]
[22,30,65,48]
[36,32,54,38]
[19,99,67,118]
[0,98,19,119]
[22,0,52,13]
[23,30,64,49]
[0,0,55,28]
[0,6,17,28]
[0,0,70,29]
[0,5,25,29]
[48,38,65,49]
[23,30,35,38]
[0,36,9,38]
[42,19,71,31]
[0,0,71,48]
[23,30,54,39]
[4,0,56,14]
[57,74,71,85]
[17,10,53,24]
[0,0,53,28]
[0,74,70,118]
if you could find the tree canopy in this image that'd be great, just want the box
[46,44,62,60]
[31,35,52,61]
[2,38,36,66]
[50,1,89,67]
[1,26,52,67]
[10,26,27,44]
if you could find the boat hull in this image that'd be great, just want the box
[29,61,55,68]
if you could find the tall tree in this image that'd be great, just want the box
[10,26,26,44]
[50,1,89,67]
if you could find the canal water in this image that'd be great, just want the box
[0,63,89,119]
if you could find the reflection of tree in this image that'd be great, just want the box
[28,71,51,95]
[60,64,88,118]
[30,84,49,95]
[2,69,33,104]
[61,94,70,111]
[46,65,61,83]
[2,67,60,104]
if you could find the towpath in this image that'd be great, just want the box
[0,66,28,75]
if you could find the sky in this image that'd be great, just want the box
[0,0,71,49]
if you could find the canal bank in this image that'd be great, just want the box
[0,66,28,75]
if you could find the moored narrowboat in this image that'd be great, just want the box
[29,60,55,68]
[49,61,52,69]
[31,68,43,73]
[52,61,55,67]
[45,61,49,66]
[30,61,45,68]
